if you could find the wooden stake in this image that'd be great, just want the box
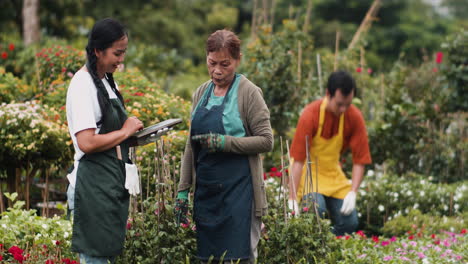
[251,0,258,38]
[316,53,323,95]
[348,0,381,50]
[334,31,340,71]
[302,0,313,33]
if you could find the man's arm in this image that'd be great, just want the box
[289,160,304,200]
[350,163,365,192]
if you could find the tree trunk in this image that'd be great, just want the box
[22,0,41,46]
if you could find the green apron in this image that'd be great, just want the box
[71,98,130,257]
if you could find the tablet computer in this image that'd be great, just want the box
[129,118,183,146]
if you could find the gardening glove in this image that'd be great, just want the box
[125,163,140,196]
[191,133,225,152]
[174,190,189,226]
[288,199,300,216]
[340,191,356,216]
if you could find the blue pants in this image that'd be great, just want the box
[301,192,358,236]
[67,185,117,264]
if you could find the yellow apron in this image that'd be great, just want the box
[295,97,351,201]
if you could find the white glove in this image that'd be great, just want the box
[340,191,357,216]
[288,199,300,216]
[125,163,140,196]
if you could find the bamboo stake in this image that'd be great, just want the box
[306,136,322,234]
[298,41,302,84]
[316,54,323,95]
[280,137,288,223]
[302,0,313,33]
[334,31,340,71]
[270,0,276,31]
[262,0,269,26]
[348,0,381,50]
[0,182,4,213]
[251,0,258,38]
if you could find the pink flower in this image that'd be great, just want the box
[417,252,426,259]
[383,256,393,261]
[192,225,197,231]
[435,52,443,64]
[302,207,309,213]
[357,254,367,259]
[181,223,189,228]
[399,256,410,261]
[367,68,372,74]
[390,236,397,242]
[381,240,390,246]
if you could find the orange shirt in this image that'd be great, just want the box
[290,99,372,164]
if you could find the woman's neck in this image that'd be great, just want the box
[214,86,228,96]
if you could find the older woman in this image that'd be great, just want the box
[175,29,273,263]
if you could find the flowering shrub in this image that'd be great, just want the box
[34,45,85,90]
[358,172,468,233]
[115,68,191,131]
[336,227,466,263]
[0,193,78,263]
[0,67,34,104]
[0,101,72,168]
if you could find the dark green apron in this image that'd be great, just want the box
[72,98,130,257]
[191,77,253,261]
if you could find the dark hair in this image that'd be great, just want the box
[327,71,357,98]
[85,18,126,125]
[206,29,241,60]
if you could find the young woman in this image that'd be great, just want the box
[66,18,143,264]
[175,29,273,264]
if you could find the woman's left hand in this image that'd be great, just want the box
[192,133,225,152]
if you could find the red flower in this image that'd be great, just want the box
[434,239,440,245]
[302,207,309,213]
[275,172,282,177]
[55,240,60,246]
[409,235,414,240]
[1,52,7,59]
[46,259,55,264]
[270,167,278,172]
[71,261,77,264]
[461,229,467,234]
[431,234,436,239]
[62,259,71,264]
[126,222,132,230]
[336,235,343,239]
[62,67,67,73]
[356,230,366,238]
[356,67,362,73]
[435,52,443,64]
[9,43,15,51]
[133,92,145,96]
[381,240,390,246]
[8,246,24,255]
[432,67,438,73]
[42,244,47,250]
[181,223,189,228]
[13,253,24,263]
[372,235,379,243]
[263,173,267,180]
[344,235,351,240]
[0,255,3,260]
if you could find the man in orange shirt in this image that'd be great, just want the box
[288,71,371,236]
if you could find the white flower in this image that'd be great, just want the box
[378,205,385,212]
[64,231,69,238]
[393,192,399,198]
[1,224,6,228]
[454,204,460,211]
[407,190,413,196]
[414,203,419,209]
[42,224,48,229]
[367,170,374,177]
[444,205,448,211]
[420,191,425,197]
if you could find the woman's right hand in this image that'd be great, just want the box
[122,116,144,137]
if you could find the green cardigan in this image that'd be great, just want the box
[178,74,273,217]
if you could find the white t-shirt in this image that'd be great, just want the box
[66,70,118,187]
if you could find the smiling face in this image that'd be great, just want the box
[327,89,354,116]
[95,35,128,78]
[206,48,240,90]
